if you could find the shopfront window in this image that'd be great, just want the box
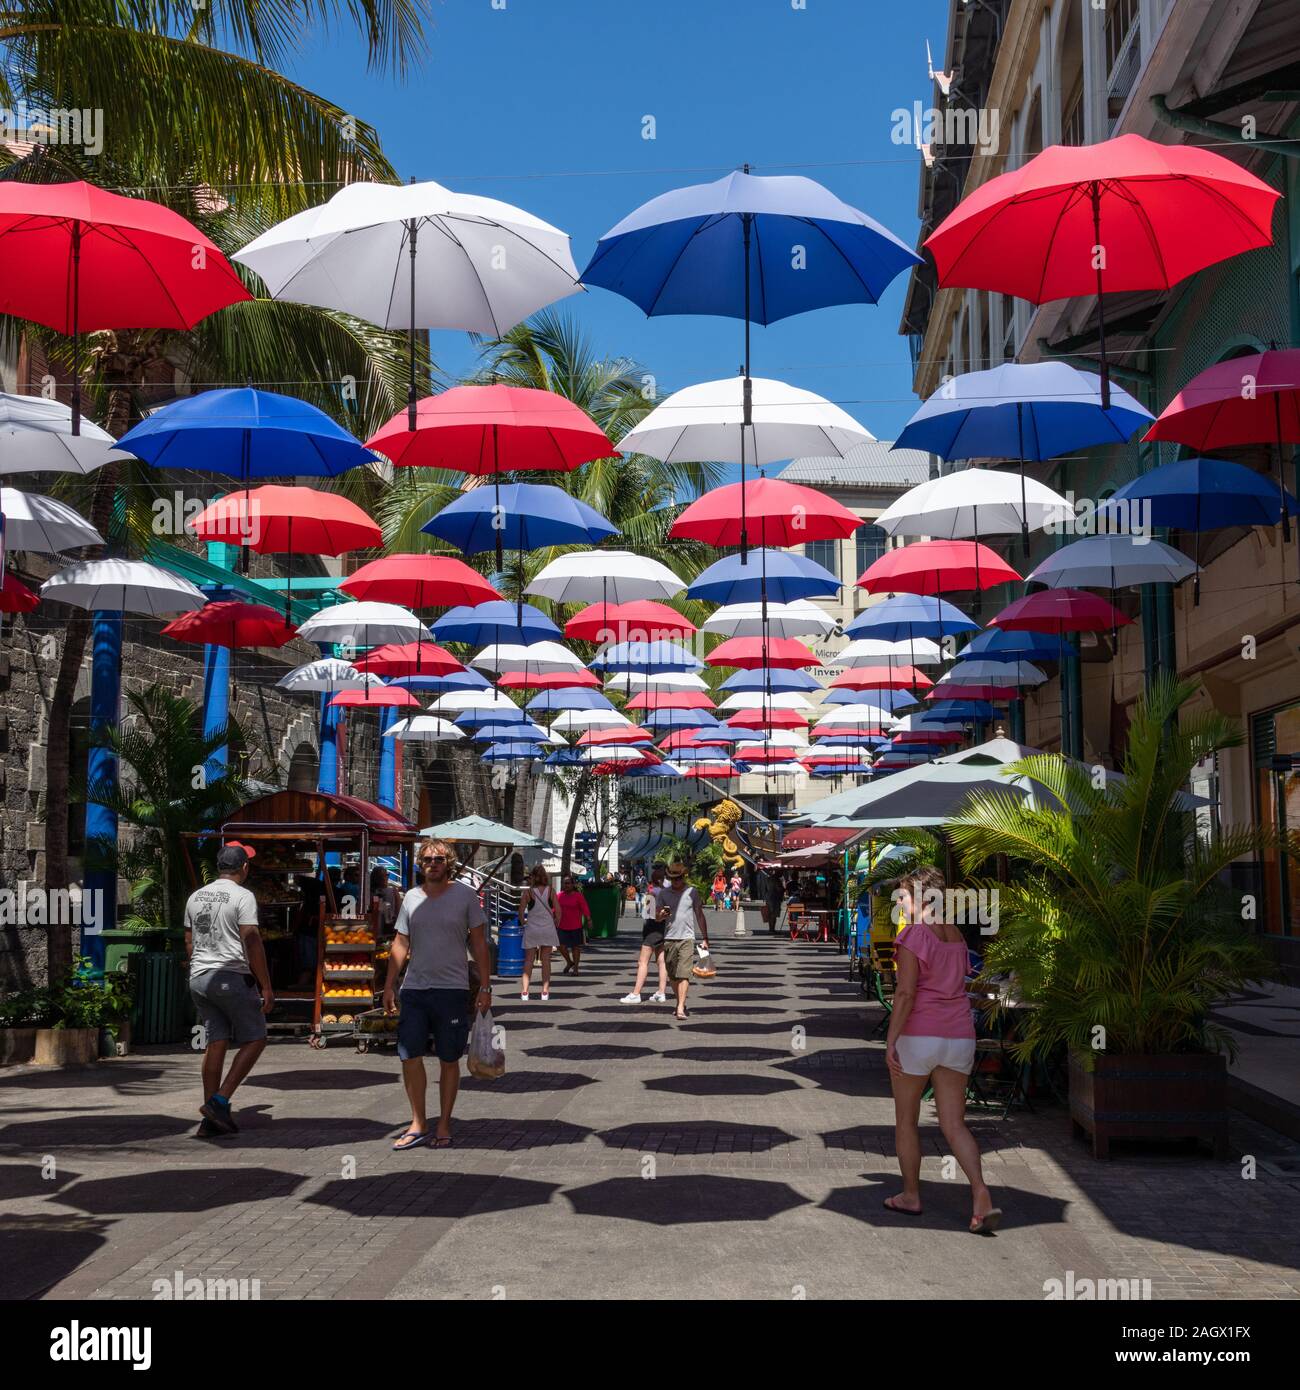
[1253,703,1300,936]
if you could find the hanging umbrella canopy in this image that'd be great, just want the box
[859,540,1021,595]
[703,598,836,639]
[726,708,810,730]
[340,553,500,608]
[672,474,863,548]
[705,635,819,670]
[606,671,708,692]
[641,708,720,731]
[1145,350,1300,451]
[958,628,1068,662]
[452,703,529,727]
[42,558,206,615]
[329,686,422,709]
[721,667,824,693]
[837,636,945,666]
[0,575,39,613]
[0,486,102,552]
[576,725,655,746]
[843,593,979,641]
[481,742,541,763]
[579,744,658,766]
[525,687,616,713]
[1026,535,1197,589]
[190,485,381,554]
[432,600,561,646]
[688,548,840,605]
[432,689,524,715]
[498,668,601,690]
[565,599,694,643]
[297,601,433,648]
[277,658,371,693]
[922,700,995,721]
[991,589,1130,634]
[549,709,635,733]
[874,468,1073,538]
[582,169,919,321]
[470,640,583,675]
[621,760,685,780]
[354,641,465,678]
[117,388,377,478]
[810,704,895,734]
[719,691,812,710]
[392,669,492,693]
[423,481,618,554]
[469,720,556,744]
[673,760,738,780]
[0,392,131,475]
[928,682,1019,701]
[735,728,809,749]
[828,665,933,691]
[592,639,702,673]
[162,600,297,650]
[944,659,1047,687]
[894,361,1153,461]
[1106,455,1300,531]
[625,689,715,711]
[384,716,465,743]
[526,550,684,604]
[660,727,727,750]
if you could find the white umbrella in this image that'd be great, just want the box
[549,710,636,734]
[470,640,584,675]
[296,601,432,649]
[0,392,131,475]
[578,744,653,764]
[737,730,810,750]
[383,715,466,743]
[836,636,945,667]
[0,487,102,552]
[743,761,808,778]
[810,704,896,734]
[276,658,371,693]
[945,659,1047,687]
[526,550,684,604]
[1026,535,1197,589]
[618,376,874,465]
[430,689,522,714]
[875,468,1073,538]
[720,691,813,711]
[605,671,709,693]
[703,598,837,639]
[892,714,965,734]
[42,558,206,615]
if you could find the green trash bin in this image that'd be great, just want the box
[102,930,164,978]
[583,881,622,939]
[129,951,193,1044]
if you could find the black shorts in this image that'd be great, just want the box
[397,988,470,1063]
[641,926,666,951]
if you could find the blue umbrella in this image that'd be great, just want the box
[422,482,618,553]
[453,705,529,728]
[470,722,549,743]
[433,601,561,646]
[623,761,684,780]
[843,594,978,643]
[525,687,616,713]
[922,700,995,722]
[823,688,919,711]
[481,743,537,763]
[814,734,890,748]
[670,744,733,762]
[640,708,720,731]
[688,548,840,605]
[721,667,823,693]
[391,669,491,693]
[958,629,1066,663]
[592,639,702,673]
[544,748,585,767]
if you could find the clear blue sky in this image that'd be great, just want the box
[292,0,949,444]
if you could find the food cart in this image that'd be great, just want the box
[184,790,421,1047]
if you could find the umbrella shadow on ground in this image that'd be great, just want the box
[662,1045,791,1063]
[561,1020,671,1034]
[0,1213,111,1299]
[0,1064,172,1096]
[443,1117,594,1150]
[213,1114,401,1149]
[682,992,787,1003]
[0,1159,81,1200]
[775,1052,891,1098]
[51,1165,304,1215]
[598,1119,797,1154]
[461,1070,596,1095]
[307,1171,560,1220]
[525,1044,656,1062]
[564,1174,809,1225]
[821,1174,1071,1234]
[818,1122,1027,1159]
[676,1020,791,1035]
[240,1068,394,1092]
[642,1073,803,1097]
[583,1003,786,1016]
[0,1113,195,1153]
[491,1004,577,1014]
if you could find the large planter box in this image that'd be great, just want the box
[34,1027,99,1066]
[1069,1051,1229,1160]
[0,1028,37,1066]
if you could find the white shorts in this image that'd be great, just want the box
[896,1035,976,1077]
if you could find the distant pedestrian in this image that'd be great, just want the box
[764,870,785,935]
[556,874,592,976]
[520,863,560,1001]
[884,866,1000,1234]
[659,860,709,1021]
[729,870,743,907]
[185,842,273,1137]
[711,871,726,910]
[621,862,669,1004]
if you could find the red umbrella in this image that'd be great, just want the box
[677,762,737,780]
[926,134,1280,406]
[328,686,422,709]
[828,665,932,691]
[671,476,862,548]
[0,181,251,429]
[0,575,39,614]
[190,485,382,620]
[591,754,661,775]
[353,642,464,678]
[625,690,715,711]
[927,683,1018,702]
[577,726,655,747]
[565,600,695,643]
[340,554,499,608]
[161,601,297,650]
[497,668,600,690]
[365,385,617,572]
[726,708,809,730]
[858,540,1020,595]
[659,729,726,750]
[705,635,818,670]
[991,589,1129,633]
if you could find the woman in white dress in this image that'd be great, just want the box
[520,863,560,1001]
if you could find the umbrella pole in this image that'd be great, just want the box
[1017,403,1029,557]
[285,516,293,624]
[1090,185,1111,412]
[741,204,753,562]
[1194,495,1201,607]
[407,218,419,432]
[70,221,82,436]
[240,446,250,575]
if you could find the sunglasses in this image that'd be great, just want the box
[420,855,448,866]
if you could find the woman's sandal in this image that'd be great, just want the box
[882,1195,923,1216]
[970,1207,1002,1235]
[430,1134,453,1149]
[392,1130,429,1152]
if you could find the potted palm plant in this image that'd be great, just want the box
[1,959,134,1065]
[946,676,1276,1159]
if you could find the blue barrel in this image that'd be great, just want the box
[496,916,524,979]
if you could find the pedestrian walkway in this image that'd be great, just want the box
[2,911,1299,1300]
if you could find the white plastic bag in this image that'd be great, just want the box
[466,1007,505,1080]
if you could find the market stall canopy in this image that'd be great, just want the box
[419,814,555,850]
[223,790,418,841]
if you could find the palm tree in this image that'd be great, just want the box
[945,675,1276,1060]
[1,2,435,980]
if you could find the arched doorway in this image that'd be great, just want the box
[286,741,319,793]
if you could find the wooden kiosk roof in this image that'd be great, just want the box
[222,790,420,843]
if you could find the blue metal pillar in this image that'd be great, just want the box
[317,644,341,795]
[200,544,233,780]
[82,609,122,970]
[378,703,399,809]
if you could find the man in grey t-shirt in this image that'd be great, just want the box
[184,843,273,1137]
[383,838,492,1151]
[659,861,709,1020]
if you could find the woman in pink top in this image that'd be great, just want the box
[555,875,592,977]
[884,866,1001,1234]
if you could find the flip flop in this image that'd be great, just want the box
[430,1135,453,1149]
[971,1207,1003,1235]
[392,1130,430,1152]
[882,1196,923,1217]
